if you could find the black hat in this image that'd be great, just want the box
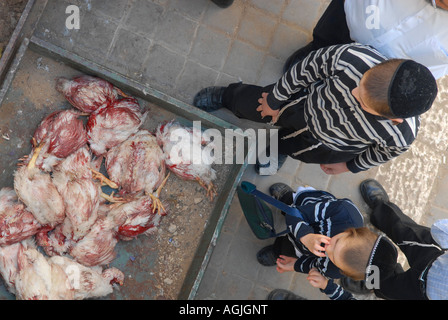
[388,60,438,118]
[365,236,398,282]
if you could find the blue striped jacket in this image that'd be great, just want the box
[285,189,364,280]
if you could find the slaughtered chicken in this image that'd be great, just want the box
[87,97,147,156]
[56,75,128,113]
[49,255,124,300]
[0,188,42,246]
[31,109,88,172]
[105,130,168,214]
[0,241,24,294]
[52,147,101,241]
[156,120,217,200]
[13,144,65,227]
[8,241,123,300]
[110,195,166,241]
[68,211,124,267]
[15,242,75,300]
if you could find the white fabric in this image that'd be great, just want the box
[344,0,448,79]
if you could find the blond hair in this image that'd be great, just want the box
[339,227,379,281]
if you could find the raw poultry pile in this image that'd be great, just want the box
[0,75,217,300]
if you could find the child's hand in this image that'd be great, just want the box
[257,92,279,122]
[307,268,328,290]
[320,162,349,175]
[275,255,297,273]
[300,234,331,257]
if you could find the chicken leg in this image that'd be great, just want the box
[197,178,217,202]
[149,172,170,214]
[27,142,45,170]
[90,168,119,189]
[100,191,126,203]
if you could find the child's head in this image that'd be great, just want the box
[325,227,379,281]
[352,59,438,120]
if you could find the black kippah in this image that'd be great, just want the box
[366,236,398,282]
[388,60,438,118]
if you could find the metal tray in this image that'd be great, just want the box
[0,36,248,300]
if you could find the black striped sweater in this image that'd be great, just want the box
[267,43,420,173]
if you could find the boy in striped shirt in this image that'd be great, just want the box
[194,43,438,175]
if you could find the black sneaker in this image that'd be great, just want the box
[269,183,293,204]
[267,289,306,300]
[193,86,226,112]
[255,153,288,175]
[256,245,278,266]
[211,0,234,8]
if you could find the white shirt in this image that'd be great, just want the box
[344,0,448,79]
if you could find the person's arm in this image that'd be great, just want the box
[266,44,346,110]
[346,144,410,173]
[321,279,357,300]
[307,268,356,300]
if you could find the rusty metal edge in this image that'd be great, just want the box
[0,38,29,106]
[183,160,249,300]
[0,0,36,86]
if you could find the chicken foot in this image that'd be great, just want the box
[90,168,119,189]
[27,142,45,170]
[100,191,126,203]
[149,172,170,215]
[197,178,217,201]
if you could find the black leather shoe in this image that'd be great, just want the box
[283,42,315,73]
[255,153,288,175]
[211,0,234,8]
[340,277,372,295]
[193,86,226,112]
[256,245,277,266]
[267,289,306,300]
[359,179,389,208]
[269,183,293,204]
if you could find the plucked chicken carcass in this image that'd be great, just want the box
[15,242,74,300]
[86,97,147,156]
[31,109,88,172]
[156,120,217,200]
[49,255,124,300]
[68,209,125,267]
[55,75,128,114]
[110,195,166,241]
[36,223,72,257]
[105,130,168,214]
[0,241,23,294]
[13,144,65,228]
[12,242,123,300]
[0,188,42,246]
[52,147,101,241]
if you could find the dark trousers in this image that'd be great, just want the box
[222,82,358,164]
[311,0,352,50]
[370,201,444,300]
